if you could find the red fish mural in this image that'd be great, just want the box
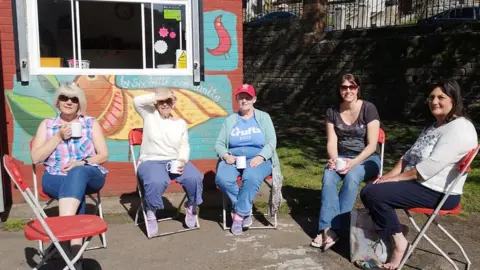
[206,15,231,59]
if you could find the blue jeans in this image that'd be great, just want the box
[137,160,204,211]
[215,158,272,217]
[318,154,380,232]
[42,165,106,215]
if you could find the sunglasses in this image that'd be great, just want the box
[340,85,358,91]
[58,95,79,104]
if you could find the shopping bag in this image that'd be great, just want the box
[350,208,389,264]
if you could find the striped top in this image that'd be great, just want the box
[43,115,108,176]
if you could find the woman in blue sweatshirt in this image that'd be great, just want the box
[215,84,283,235]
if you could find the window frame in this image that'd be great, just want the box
[26,0,194,76]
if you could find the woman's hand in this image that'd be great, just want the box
[373,175,398,184]
[177,159,186,174]
[223,154,236,165]
[250,156,265,168]
[61,160,83,173]
[58,124,72,140]
[336,158,356,175]
[327,158,336,170]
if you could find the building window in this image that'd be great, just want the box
[28,0,199,76]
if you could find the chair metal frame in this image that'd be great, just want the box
[128,128,200,238]
[3,155,108,270]
[29,138,107,257]
[398,145,480,270]
[221,176,278,230]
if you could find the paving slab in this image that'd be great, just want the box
[1,194,480,270]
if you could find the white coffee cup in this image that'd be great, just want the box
[235,156,247,169]
[71,122,82,138]
[336,158,347,171]
[167,160,182,174]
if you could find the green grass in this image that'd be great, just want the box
[0,218,26,232]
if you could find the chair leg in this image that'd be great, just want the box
[175,194,187,219]
[134,206,141,227]
[435,221,471,270]
[222,192,228,230]
[96,193,107,248]
[398,211,459,270]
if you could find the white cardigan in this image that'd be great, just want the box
[404,117,478,195]
[133,93,190,164]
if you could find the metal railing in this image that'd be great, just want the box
[243,0,480,30]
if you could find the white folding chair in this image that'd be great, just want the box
[3,155,108,270]
[30,138,107,257]
[128,128,200,238]
[398,145,480,270]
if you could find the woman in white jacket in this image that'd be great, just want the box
[133,88,203,238]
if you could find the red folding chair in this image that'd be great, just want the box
[398,145,480,270]
[2,155,107,270]
[128,128,200,238]
[30,138,107,257]
[378,128,386,177]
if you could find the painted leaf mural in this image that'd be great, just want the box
[37,75,60,92]
[6,92,57,136]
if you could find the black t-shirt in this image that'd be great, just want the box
[326,101,380,156]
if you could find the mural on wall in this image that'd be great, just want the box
[5,9,240,164]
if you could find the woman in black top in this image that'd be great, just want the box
[311,73,381,251]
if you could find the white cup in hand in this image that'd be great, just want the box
[71,122,82,138]
[235,156,247,169]
[167,160,182,174]
[336,158,347,171]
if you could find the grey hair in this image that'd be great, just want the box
[53,82,87,115]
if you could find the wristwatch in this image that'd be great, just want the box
[82,159,89,166]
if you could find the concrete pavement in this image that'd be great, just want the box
[1,193,480,270]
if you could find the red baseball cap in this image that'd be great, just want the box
[235,84,256,97]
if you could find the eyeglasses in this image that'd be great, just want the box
[340,85,358,91]
[58,95,79,104]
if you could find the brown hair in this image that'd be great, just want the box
[428,79,466,122]
[337,73,361,101]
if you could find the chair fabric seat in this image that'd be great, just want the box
[24,215,107,242]
[408,203,462,216]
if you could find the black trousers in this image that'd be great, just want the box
[360,181,460,235]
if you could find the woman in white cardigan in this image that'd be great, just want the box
[359,79,478,270]
[133,88,203,238]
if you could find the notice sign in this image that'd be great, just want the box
[176,49,187,69]
[164,5,182,21]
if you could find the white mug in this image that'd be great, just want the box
[235,156,247,169]
[167,160,182,174]
[336,158,347,171]
[71,122,82,138]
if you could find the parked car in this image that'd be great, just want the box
[248,11,297,23]
[417,6,480,25]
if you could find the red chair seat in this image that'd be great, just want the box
[39,189,50,199]
[24,215,107,242]
[408,203,462,216]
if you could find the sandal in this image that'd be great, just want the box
[321,236,338,252]
[353,259,382,269]
[310,234,324,248]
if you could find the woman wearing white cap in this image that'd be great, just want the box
[133,88,203,238]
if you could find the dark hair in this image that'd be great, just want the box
[337,73,361,101]
[428,79,466,122]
